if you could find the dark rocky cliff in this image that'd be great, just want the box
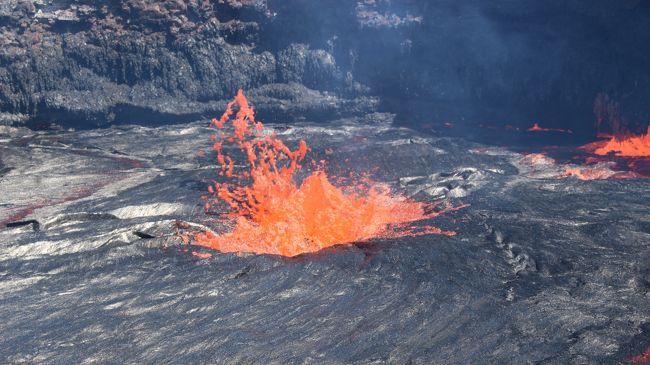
[2,0,650,133]
[0,0,375,128]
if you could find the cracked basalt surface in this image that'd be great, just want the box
[1,118,649,364]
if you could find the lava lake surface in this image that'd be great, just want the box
[1,118,649,364]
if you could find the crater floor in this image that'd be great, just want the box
[1,117,649,364]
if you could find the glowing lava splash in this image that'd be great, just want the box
[193,90,459,257]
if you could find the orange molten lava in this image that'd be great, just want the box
[527,123,572,133]
[582,126,650,157]
[194,90,457,257]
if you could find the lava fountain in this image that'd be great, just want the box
[581,125,650,157]
[582,93,650,157]
[556,93,650,179]
[193,90,460,257]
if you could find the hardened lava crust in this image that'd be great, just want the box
[1,117,649,364]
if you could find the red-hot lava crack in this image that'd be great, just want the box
[627,346,650,365]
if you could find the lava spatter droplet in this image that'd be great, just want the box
[194,90,459,257]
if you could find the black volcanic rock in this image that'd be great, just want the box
[0,0,367,128]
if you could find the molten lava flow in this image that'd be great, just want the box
[527,123,572,133]
[194,90,458,257]
[582,126,650,157]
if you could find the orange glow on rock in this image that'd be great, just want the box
[520,153,555,167]
[191,251,213,259]
[627,346,650,365]
[564,167,617,180]
[194,90,458,257]
[563,165,639,180]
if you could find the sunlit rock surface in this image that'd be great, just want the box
[1,118,649,364]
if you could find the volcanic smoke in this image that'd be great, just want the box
[193,90,458,257]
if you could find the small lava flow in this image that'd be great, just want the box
[193,90,458,257]
[527,123,572,134]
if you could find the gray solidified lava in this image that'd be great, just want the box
[1,117,649,364]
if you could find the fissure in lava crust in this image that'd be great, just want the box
[192,90,459,257]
